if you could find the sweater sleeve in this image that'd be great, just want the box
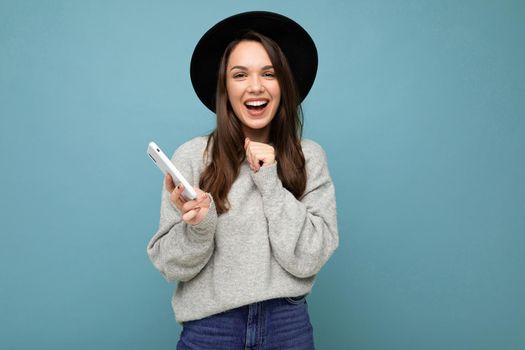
[250,140,339,279]
[147,140,217,283]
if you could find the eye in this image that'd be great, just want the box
[232,72,247,79]
[263,71,275,78]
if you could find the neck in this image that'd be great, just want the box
[243,126,270,143]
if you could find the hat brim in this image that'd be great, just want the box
[190,11,318,113]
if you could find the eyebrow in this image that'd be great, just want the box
[229,65,274,71]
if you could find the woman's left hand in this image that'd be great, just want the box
[244,137,276,172]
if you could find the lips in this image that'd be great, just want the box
[244,99,269,110]
[243,99,269,117]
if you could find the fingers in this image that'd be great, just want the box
[244,138,275,172]
[181,192,211,224]
[244,138,255,171]
[165,173,175,193]
[181,192,210,214]
[182,208,198,222]
[167,178,211,224]
[244,137,259,171]
[169,182,186,210]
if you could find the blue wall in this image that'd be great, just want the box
[1,1,524,349]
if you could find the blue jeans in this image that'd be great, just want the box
[177,296,315,350]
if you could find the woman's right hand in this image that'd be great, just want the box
[165,173,211,225]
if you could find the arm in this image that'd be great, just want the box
[250,141,339,278]
[147,142,217,283]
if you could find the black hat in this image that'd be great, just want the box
[190,11,318,112]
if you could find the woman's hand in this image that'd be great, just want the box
[165,174,211,225]
[244,137,276,172]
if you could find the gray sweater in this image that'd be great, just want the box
[147,136,339,323]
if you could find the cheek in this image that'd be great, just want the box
[270,83,281,104]
[272,90,281,108]
[225,87,236,107]
[226,84,242,103]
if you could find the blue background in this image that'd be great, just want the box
[1,0,524,349]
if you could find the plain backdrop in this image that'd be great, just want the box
[1,1,524,349]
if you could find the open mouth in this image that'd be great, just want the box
[244,100,269,111]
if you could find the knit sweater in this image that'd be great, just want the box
[147,136,339,323]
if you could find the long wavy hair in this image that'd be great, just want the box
[199,31,306,214]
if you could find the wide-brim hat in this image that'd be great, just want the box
[190,11,318,113]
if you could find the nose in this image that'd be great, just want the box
[247,75,264,93]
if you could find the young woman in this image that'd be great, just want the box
[147,11,339,350]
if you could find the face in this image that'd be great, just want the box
[226,40,281,141]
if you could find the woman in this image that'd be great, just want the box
[147,11,339,350]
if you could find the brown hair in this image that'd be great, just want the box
[199,31,306,214]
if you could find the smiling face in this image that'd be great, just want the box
[226,40,281,142]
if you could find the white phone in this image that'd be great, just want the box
[147,141,197,200]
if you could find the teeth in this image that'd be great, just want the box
[245,100,267,107]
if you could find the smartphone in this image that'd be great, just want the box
[147,141,197,200]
